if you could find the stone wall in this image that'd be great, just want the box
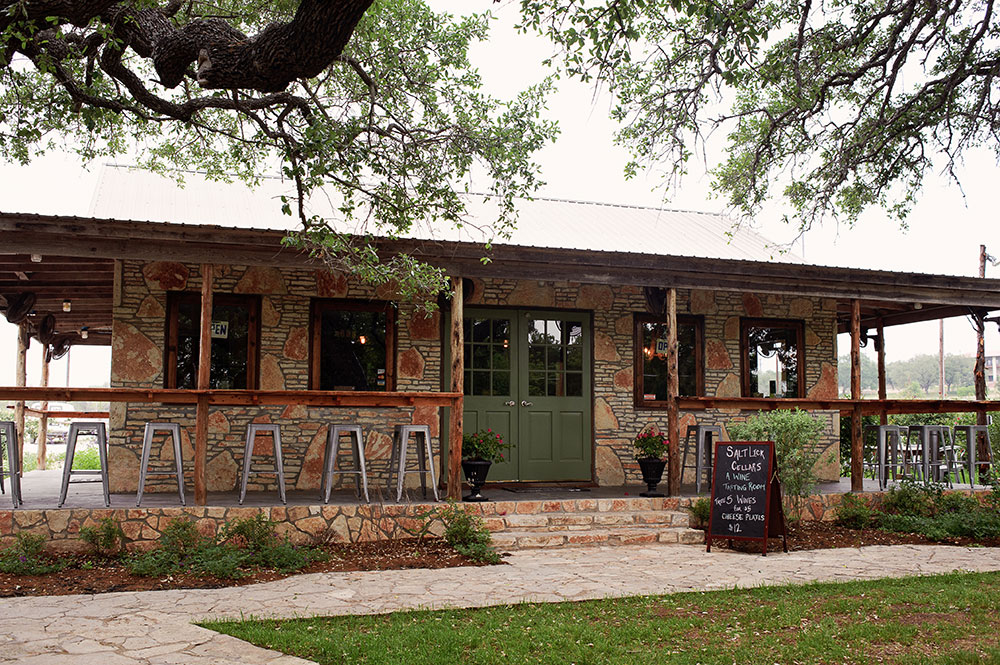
[110,260,442,494]
[111,262,841,494]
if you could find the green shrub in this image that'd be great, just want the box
[0,532,67,575]
[219,514,278,551]
[688,496,711,528]
[439,501,501,564]
[187,544,250,579]
[835,494,874,529]
[69,446,102,471]
[159,517,204,555]
[937,492,981,514]
[882,479,941,517]
[127,548,179,577]
[878,511,1000,541]
[79,517,126,556]
[728,409,827,517]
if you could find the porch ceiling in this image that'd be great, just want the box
[2,212,999,345]
[0,254,113,346]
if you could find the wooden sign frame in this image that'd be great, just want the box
[705,440,788,556]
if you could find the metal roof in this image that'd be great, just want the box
[88,164,800,264]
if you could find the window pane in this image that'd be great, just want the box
[318,308,388,391]
[547,346,564,371]
[566,346,583,371]
[176,299,252,389]
[528,345,545,371]
[565,373,583,397]
[528,371,546,397]
[491,319,510,344]
[746,325,799,398]
[492,371,511,396]
[639,319,699,400]
[473,371,491,396]
[493,345,510,370]
[471,319,490,343]
[464,370,472,395]
[472,344,490,370]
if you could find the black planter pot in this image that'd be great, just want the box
[637,458,667,497]
[461,459,493,502]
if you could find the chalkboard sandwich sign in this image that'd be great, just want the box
[706,440,787,556]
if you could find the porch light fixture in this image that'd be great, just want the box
[62,300,72,312]
[30,254,42,263]
[358,335,367,345]
[80,327,88,340]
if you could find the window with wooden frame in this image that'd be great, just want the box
[634,314,704,406]
[165,294,261,389]
[310,300,396,391]
[741,318,805,398]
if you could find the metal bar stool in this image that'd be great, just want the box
[58,422,109,508]
[0,421,23,508]
[387,424,439,503]
[136,422,186,506]
[239,423,287,505]
[320,424,369,504]
[863,425,908,490]
[905,425,956,485]
[953,425,995,487]
[681,424,723,494]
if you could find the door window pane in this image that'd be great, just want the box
[528,318,586,397]
[463,316,513,396]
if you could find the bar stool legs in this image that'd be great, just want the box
[136,423,186,506]
[320,425,369,504]
[953,425,995,487]
[239,423,286,505]
[681,425,723,494]
[58,422,109,508]
[0,421,22,508]
[388,425,439,503]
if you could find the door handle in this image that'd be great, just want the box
[504,400,516,407]
[521,400,533,407]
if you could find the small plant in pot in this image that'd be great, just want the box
[634,429,668,497]
[461,429,511,502]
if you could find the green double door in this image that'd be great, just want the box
[463,309,592,482]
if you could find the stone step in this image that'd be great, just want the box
[491,526,705,550]
[488,510,691,533]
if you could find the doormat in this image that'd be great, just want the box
[501,487,591,493]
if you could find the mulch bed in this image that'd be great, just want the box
[712,520,1000,553]
[0,538,490,598]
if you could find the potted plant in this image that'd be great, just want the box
[461,429,511,502]
[634,429,668,497]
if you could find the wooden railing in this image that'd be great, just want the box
[678,396,1000,416]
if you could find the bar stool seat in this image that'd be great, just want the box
[953,425,995,487]
[136,422,186,506]
[239,423,287,505]
[682,424,723,494]
[58,422,109,508]
[0,421,23,508]
[388,424,439,503]
[320,424,369,503]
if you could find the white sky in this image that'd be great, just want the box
[2,0,999,387]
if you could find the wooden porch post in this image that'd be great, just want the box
[666,288,680,496]
[194,264,213,506]
[447,277,464,500]
[13,323,27,471]
[37,349,50,470]
[850,299,863,492]
[976,246,988,460]
[877,319,887,427]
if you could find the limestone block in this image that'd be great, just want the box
[295,427,327,491]
[742,293,763,317]
[788,297,814,318]
[261,296,281,327]
[136,295,165,318]
[613,368,633,391]
[715,373,741,398]
[399,348,425,379]
[509,281,556,307]
[206,451,238,491]
[575,284,614,310]
[689,289,716,315]
[315,269,348,298]
[594,331,620,362]
[723,316,740,340]
[705,339,733,370]
[408,310,440,340]
[595,445,625,485]
[111,321,162,383]
[260,353,285,390]
[283,326,308,361]
[142,261,189,291]
[208,410,230,434]
[234,265,287,294]
[594,398,619,431]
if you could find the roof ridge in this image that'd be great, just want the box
[465,190,726,217]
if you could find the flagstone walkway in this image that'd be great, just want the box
[1,543,999,664]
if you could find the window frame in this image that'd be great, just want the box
[164,292,261,389]
[740,317,806,398]
[633,313,705,408]
[309,299,397,391]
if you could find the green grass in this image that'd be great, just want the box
[203,572,1000,665]
[20,447,100,472]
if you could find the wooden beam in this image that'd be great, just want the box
[194,264,213,506]
[37,350,49,470]
[851,299,863,492]
[877,319,887,426]
[13,323,27,474]
[0,386,462,406]
[666,288,680,496]
[447,277,464,501]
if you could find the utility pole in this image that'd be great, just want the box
[975,245,990,473]
[939,319,945,398]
